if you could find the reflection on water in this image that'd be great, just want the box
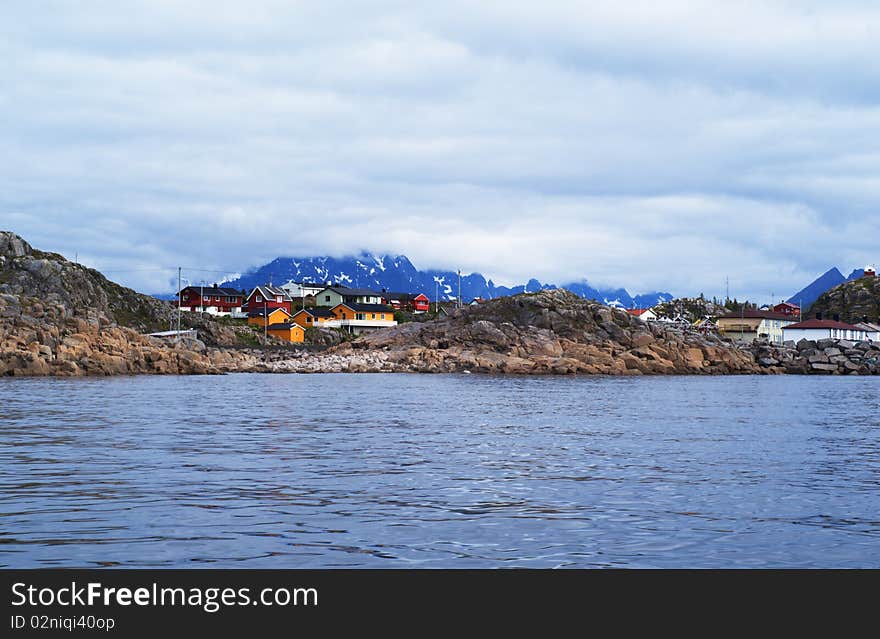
[1,373,879,567]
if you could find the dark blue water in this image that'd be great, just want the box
[1,374,879,568]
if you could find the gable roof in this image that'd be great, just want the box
[626,308,652,317]
[267,322,303,331]
[317,286,382,297]
[247,285,292,301]
[248,307,291,318]
[180,286,242,297]
[292,307,336,318]
[332,303,393,313]
[719,310,794,321]
[784,319,862,330]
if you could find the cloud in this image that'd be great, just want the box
[1,1,878,300]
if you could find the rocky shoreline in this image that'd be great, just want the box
[2,231,878,378]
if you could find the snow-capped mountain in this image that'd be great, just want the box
[218,253,672,308]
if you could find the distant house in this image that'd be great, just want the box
[772,302,801,317]
[382,291,430,313]
[864,264,876,278]
[280,281,327,301]
[178,286,243,317]
[626,308,658,322]
[266,322,305,343]
[314,286,383,308]
[245,285,294,314]
[853,322,880,341]
[247,307,292,328]
[326,303,396,335]
[716,310,798,344]
[783,319,872,343]
[469,297,487,306]
[290,307,337,329]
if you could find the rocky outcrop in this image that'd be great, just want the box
[808,275,880,325]
[0,293,260,376]
[265,289,766,375]
[752,338,880,375]
[0,231,267,376]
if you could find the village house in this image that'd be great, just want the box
[772,301,801,317]
[381,291,430,313]
[853,321,880,341]
[314,286,383,308]
[626,308,658,322]
[244,285,294,314]
[716,310,798,344]
[280,281,327,304]
[247,307,292,328]
[177,286,244,317]
[290,307,337,329]
[326,302,396,335]
[783,318,872,343]
[266,322,305,343]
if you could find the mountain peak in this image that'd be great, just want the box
[220,253,672,307]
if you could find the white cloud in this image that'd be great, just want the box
[1,1,878,300]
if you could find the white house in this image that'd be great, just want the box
[716,310,798,344]
[626,308,658,322]
[782,319,871,343]
[280,281,327,299]
[854,322,880,341]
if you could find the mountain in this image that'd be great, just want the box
[787,267,866,310]
[218,253,672,308]
[808,274,880,324]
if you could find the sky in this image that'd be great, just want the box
[2,1,879,301]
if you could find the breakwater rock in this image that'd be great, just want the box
[753,338,880,375]
[266,289,765,375]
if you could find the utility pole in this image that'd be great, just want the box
[264,299,268,343]
[177,267,182,342]
[457,270,461,309]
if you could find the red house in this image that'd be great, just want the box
[772,302,801,317]
[244,285,294,315]
[177,286,243,316]
[381,291,430,313]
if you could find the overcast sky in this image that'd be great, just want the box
[2,1,879,300]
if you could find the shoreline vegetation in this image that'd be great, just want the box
[1,231,878,377]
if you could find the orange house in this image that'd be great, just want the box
[266,322,305,343]
[248,307,291,328]
[291,307,337,329]
[330,303,393,322]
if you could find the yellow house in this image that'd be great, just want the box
[247,307,291,328]
[267,322,305,343]
[291,307,337,329]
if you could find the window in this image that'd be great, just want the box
[371,313,376,319]
[325,295,331,302]
[356,313,365,320]
[381,314,386,320]
[256,295,262,303]
[276,296,282,302]
[204,296,210,301]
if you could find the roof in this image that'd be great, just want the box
[854,322,880,332]
[180,286,241,297]
[719,310,794,321]
[626,309,652,317]
[267,323,302,330]
[248,285,292,300]
[317,286,382,297]
[333,303,393,313]
[293,307,336,318]
[248,307,291,318]
[383,291,429,301]
[783,319,862,330]
[773,301,800,308]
